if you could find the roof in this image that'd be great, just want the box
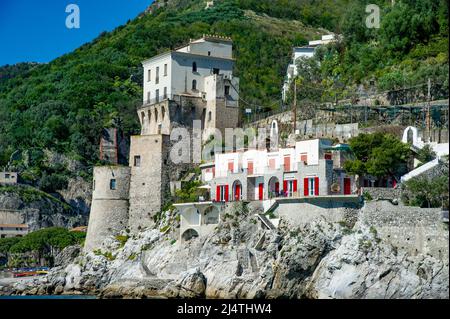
[70,226,88,232]
[142,35,234,65]
[0,224,28,229]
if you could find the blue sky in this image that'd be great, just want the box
[0,0,152,66]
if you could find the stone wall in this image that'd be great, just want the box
[359,201,448,260]
[84,166,131,252]
[361,187,402,200]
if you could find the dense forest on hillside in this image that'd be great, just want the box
[0,0,447,189]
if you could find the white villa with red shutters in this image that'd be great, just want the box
[199,138,356,202]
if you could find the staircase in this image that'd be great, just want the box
[401,158,440,182]
[255,214,276,230]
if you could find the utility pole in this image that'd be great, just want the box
[293,80,297,134]
[426,78,431,142]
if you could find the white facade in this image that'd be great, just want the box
[142,36,236,105]
[212,139,333,178]
[282,34,337,101]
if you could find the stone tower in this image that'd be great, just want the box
[84,166,130,252]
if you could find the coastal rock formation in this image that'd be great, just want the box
[1,201,448,299]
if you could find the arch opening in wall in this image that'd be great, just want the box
[192,79,197,91]
[232,180,243,201]
[148,110,152,124]
[155,108,158,123]
[268,176,280,198]
[270,120,279,147]
[182,228,199,242]
[162,106,166,120]
[204,206,219,224]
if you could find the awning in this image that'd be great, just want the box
[197,185,211,189]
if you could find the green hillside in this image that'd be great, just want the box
[0,0,447,186]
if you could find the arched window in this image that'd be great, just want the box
[208,111,212,122]
[148,110,151,123]
[192,62,197,72]
[162,106,166,120]
[192,79,197,91]
[155,108,158,123]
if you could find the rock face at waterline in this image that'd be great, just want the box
[1,202,448,299]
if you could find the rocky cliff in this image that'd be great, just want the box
[1,201,448,299]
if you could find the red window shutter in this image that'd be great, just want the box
[284,156,290,171]
[283,180,288,192]
[228,161,234,172]
[293,180,298,193]
[216,186,221,201]
[225,185,229,202]
[248,161,253,175]
[314,177,319,196]
[304,178,309,196]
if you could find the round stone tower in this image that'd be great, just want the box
[84,166,131,252]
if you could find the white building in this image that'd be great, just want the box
[138,35,240,140]
[142,35,238,105]
[282,34,337,101]
[200,138,355,202]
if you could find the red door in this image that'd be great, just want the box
[314,177,319,196]
[303,178,309,196]
[275,182,279,193]
[235,184,241,201]
[344,178,351,195]
[293,180,298,194]
[216,185,221,201]
[258,183,264,200]
[225,185,229,202]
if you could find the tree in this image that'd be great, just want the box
[416,144,436,165]
[344,133,410,183]
[403,175,448,208]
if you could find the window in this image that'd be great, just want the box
[208,51,211,56]
[247,161,254,175]
[162,106,165,119]
[324,153,332,160]
[147,91,151,103]
[158,124,162,134]
[208,111,212,122]
[164,64,167,76]
[134,155,141,167]
[147,69,151,82]
[228,160,234,173]
[300,153,308,163]
[192,79,197,90]
[148,110,151,123]
[224,85,230,95]
[192,62,197,72]
[163,87,167,99]
[155,66,159,84]
[5,173,10,178]
[213,68,220,75]
[269,158,276,170]
[141,111,145,124]
[284,155,291,171]
[155,108,158,122]
[110,179,116,190]
[155,89,159,102]
[308,178,315,196]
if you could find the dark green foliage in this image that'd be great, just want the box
[0,227,85,262]
[344,133,410,179]
[175,180,202,203]
[403,175,448,208]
